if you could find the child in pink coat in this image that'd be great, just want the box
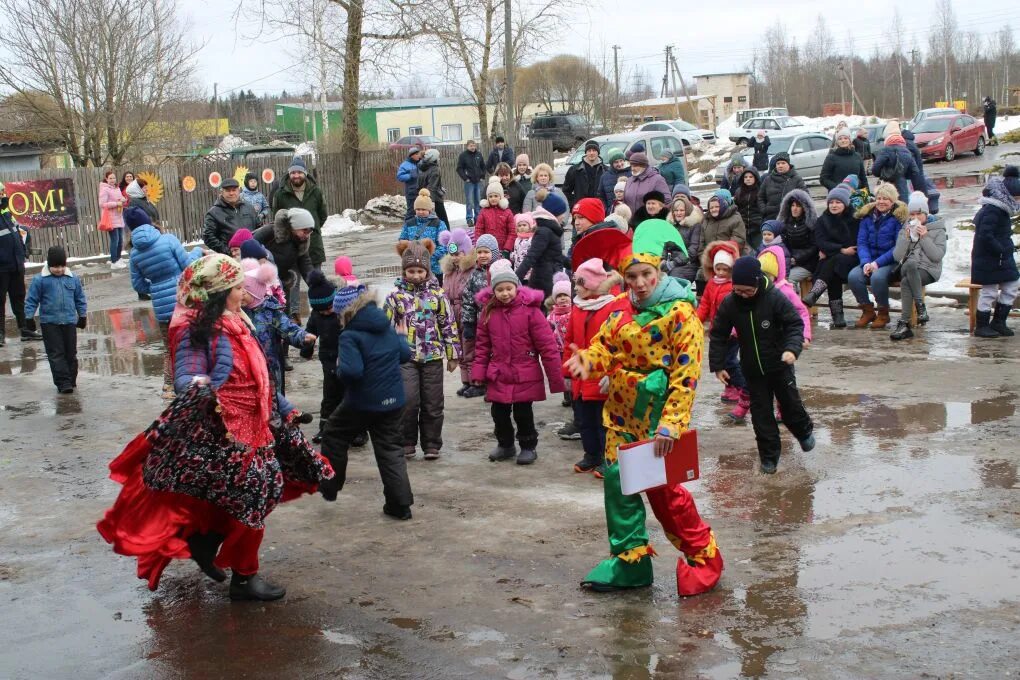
[471,260,565,466]
[473,178,516,254]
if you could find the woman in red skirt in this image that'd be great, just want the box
[97,254,332,601]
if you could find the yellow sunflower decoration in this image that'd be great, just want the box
[233,165,249,186]
[136,171,164,204]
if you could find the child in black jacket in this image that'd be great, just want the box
[708,257,815,474]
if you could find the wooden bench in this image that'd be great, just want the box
[956,278,983,335]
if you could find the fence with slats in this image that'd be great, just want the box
[3,140,555,261]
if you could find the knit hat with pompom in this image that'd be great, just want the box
[551,271,572,300]
[241,259,279,306]
[306,269,337,311]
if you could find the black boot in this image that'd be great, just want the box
[915,300,929,326]
[19,318,42,341]
[516,448,537,465]
[889,319,913,341]
[802,278,827,306]
[0,326,5,347]
[383,503,412,520]
[489,445,516,462]
[828,299,846,329]
[351,432,368,447]
[991,303,1015,337]
[187,532,227,582]
[229,572,286,601]
[974,310,1000,338]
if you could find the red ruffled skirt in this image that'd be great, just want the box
[97,433,265,590]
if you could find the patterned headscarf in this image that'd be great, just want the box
[177,254,245,308]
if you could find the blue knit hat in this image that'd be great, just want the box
[123,206,150,230]
[760,219,783,236]
[475,234,500,254]
[539,190,568,217]
[306,270,337,311]
[333,284,366,315]
[826,186,852,209]
[288,156,308,175]
[731,256,762,287]
[710,189,732,212]
[239,239,269,260]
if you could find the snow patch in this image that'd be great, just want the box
[444,201,467,224]
[322,210,368,235]
[994,114,1020,135]
[929,215,974,294]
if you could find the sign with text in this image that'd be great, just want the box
[4,178,78,229]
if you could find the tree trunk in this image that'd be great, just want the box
[341,0,364,168]
[897,53,905,117]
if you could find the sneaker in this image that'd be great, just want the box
[403,446,416,459]
[462,385,486,398]
[760,460,778,474]
[557,422,582,440]
[516,448,537,465]
[720,385,740,403]
[573,457,600,473]
[799,434,816,452]
[456,384,470,397]
[110,260,127,270]
[593,465,605,479]
[424,449,440,460]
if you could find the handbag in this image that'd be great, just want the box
[98,207,114,232]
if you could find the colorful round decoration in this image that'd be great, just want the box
[181,175,197,193]
[136,171,164,204]
[262,168,275,184]
[208,171,222,188]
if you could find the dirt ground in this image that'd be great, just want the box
[1,152,1019,679]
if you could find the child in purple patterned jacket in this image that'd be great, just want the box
[384,239,462,461]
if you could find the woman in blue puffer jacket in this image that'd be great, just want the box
[127,206,202,395]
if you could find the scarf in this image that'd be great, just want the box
[632,275,696,314]
[573,294,617,311]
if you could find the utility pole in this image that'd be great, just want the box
[212,83,219,137]
[612,45,620,127]
[504,0,515,146]
[661,45,670,98]
[838,62,846,115]
[918,47,926,115]
[838,63,869,117]
[668,46,680,118]
[668,52,701,124]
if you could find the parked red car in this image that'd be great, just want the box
[913,114,987,162]
[388,135,444,151]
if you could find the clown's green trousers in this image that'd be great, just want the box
[581,429,723,595]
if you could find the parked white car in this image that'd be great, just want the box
[727,116,806,144]
[712,132,832,184]
[634,120,716,145]
[553,130,688,187]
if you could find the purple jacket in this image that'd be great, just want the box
[384,277,461,363]
[622,167,671,215]
[470,286,566,403]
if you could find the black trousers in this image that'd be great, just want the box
[491,401,537,449]
[0,269,26,326]
[401,361,445,451]
[319,363,345,432]
[573,398,606,465]
[815,253,857,297]
[434,200,450,228]
[746,366,813,466]
[319,404,413,507]
[40,323,78,389]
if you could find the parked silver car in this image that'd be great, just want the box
[712,132,832,184]
[553,131,688,187]
[635,120,716,145]
[727,116,806,144]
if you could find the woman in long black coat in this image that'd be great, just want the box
[970,169,1020,337]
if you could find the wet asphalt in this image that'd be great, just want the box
[1,147,1019,679]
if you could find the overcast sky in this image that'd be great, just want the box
[180,0,1018,101]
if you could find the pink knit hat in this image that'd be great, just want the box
[228,228,254,249]
[514,212,536,229]
[334,255,360,286]
[242,260,279,306]
[573,258,610,289]
[551,271,572,300]
[515,153,529,166]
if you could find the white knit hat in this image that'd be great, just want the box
[713,249,735,268]
[907,190,929,214]
[481,177,508,209]
[614,179,627,193]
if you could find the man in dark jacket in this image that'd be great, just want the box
[486,136,515,174]
[253,207,315,300]
[563,140,606,210]
[983,96,997,142]
[456,140,486,226]
[598,150,629,210]
[0,183,42,344]
[203,178,261,255]
[397,147,422,220]
[871,134,922,202]
[820,129,869,192]
[272,156,328,268]
[416,148,449,227]
[708,257,814,474]
[757,153,807,221]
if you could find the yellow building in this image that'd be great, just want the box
[693,73,751,128]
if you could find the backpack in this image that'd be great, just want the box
[878,150,905,182]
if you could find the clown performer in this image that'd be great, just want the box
[564,219,723,595]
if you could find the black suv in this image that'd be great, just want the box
[528,113,590,151]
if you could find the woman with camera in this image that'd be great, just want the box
[888,191,946,340]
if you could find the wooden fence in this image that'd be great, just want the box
[3,140,556,261]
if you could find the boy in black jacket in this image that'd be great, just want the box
[708,257,815,474]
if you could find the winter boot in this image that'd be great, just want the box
[855,303,877,329]
[424,449,441,460]
[0,327,5,347]
[403,446,416,459]
[720,385,740,403]
[383,503,413,520]
[829,299,847,328]
[516,448,537,465]
[19,318,42,341]
[915,300,929,326]
[802,278,828,306]
[462,384,486,398]
[187,532,226,582]
[871,305,891,330]
[557,421,582,440]
[229,572,286,601]
[974,310,1000,338]
[890,320,914,341]
[991,303,1015,337]
[727,389,750,423]
[489,445,517,462]
[799,433,816,452]
[456,383,470,397]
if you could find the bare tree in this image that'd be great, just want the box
[419,0,559,140]
[931,0,957,102]
[995,27,1015,105]
[891,8,906,117]
[0,0,199,166]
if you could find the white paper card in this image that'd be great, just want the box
[618,441,667,495]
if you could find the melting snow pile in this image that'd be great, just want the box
[322,210,368,235]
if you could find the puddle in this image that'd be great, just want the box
[386,617,423,631]
[798,506,1020,639]
[929,173,987,190]
[74,307,166,379]
[978,458,1018,489]
[321,629,360,646]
